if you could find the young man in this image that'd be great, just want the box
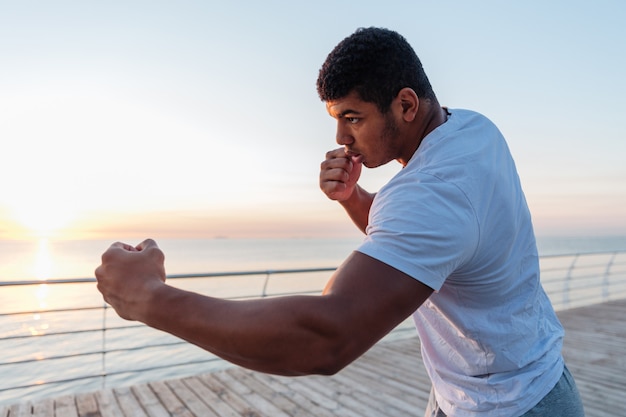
[96,28,584,416]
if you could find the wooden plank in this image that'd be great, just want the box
[74,393,99,417]
[54,395,78,417]
[196,372,264,416]
[148,380,195,417]
[334,361,422,416]
[557,300,626,417]
[286,373,360,416]
[212,369,291,417]
[249,373,336,417]
[33,399,54,417]
[224,370,312,417]
[181,376,240,417]
[8,402,31,417]
[268,375,345,416]
[353,344,429,391]
[323,367,419,417]
[165,378,219,417]
[289,374,378,417]
[300,374,387,417]
[113,387,147,417]
[93,389,124,417]
[130,385,170,417]
[337,365,424,414]
[278,375,361,417]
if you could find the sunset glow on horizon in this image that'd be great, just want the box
[1,1,625,242]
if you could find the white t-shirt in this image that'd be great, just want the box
[358,109,564,417]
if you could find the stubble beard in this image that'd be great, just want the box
[364,113,401,169]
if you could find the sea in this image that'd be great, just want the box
[1,235,626,406]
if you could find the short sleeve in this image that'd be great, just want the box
[357,172,479,291]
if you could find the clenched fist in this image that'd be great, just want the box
[95,239,167,321]
[319,148,363,201]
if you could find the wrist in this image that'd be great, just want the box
[340,185,372,209]
[339,186,374,234]
[139,280,172,325]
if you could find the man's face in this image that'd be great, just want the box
[326,92,403,168]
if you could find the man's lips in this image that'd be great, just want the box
[345,150,363,163]
[350,154,364,163]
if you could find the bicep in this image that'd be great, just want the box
[322,251,433,356]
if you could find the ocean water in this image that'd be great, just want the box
[2,235,626,283]
[1,235,626,406]
[0,237,366,283]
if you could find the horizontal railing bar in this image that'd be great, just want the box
[0,340,188,367]
[0,290,322,319]
[0,277,96,287]
[0,305,104,318]
[0,350,108,367]
[0,375,105,394]
[1,292,323,342]
[4,257,625,287]
[0,324,142,341]
[564,294,615,305]
[0,357,225,394]
[540,263,626,274]
[0,290,318,341]
[542,270,625,281]
[104,357,224,378]
[541,261,626,272]
[539,250,625,259]
[167,267,337,279]
[0,321,417,394]
[544,266,615,274]
[0,267,338,287]
[541,274,602,283]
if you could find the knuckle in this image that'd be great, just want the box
[147,246,165,263]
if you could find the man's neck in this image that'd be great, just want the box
[399,100,447,166]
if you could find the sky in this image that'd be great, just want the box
[1,0,625,240]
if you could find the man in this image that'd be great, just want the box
[96,28,584,416]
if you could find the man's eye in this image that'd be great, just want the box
[346,117,359,124]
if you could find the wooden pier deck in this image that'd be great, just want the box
[2,299,625,417]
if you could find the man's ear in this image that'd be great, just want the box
[396,88,419,122]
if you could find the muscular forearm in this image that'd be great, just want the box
[96,244,430,378]
[141,284,364,376]
[340,185,375,234]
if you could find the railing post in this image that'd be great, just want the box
[261,270,273,298]
[563,254,579,309]
[101,302,108,389]
[602,252,617,301]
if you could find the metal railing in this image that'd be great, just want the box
[538,250,626,310]
[1,250,625,405]
[0,267,339,405]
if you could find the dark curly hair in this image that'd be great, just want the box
[317,27,436,113]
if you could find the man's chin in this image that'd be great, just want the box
[363,158,394,169]
[362,160,380,169]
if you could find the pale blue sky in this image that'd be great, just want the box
[1,1,625,239]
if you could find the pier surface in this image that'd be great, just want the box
[3,299,625,416]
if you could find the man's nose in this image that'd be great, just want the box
[335,123,353,146]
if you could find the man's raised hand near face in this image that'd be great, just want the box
[320,148,373,234]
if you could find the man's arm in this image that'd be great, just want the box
[320,148,375,233]
[95,239,433,376]
[337,184,375,234]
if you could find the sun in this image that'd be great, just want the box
[12,202,76,238]
[5,180,78,239]
[2,124,81,239]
